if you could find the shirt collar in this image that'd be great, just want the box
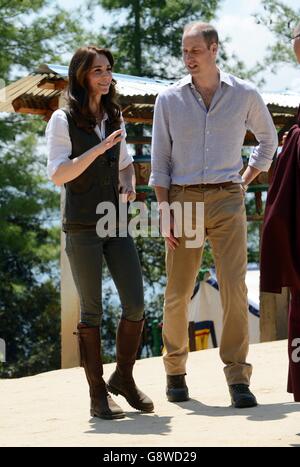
[177,69,233,88]
[219,69,233,87]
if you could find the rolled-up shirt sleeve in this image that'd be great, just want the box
[149,93,172,188]
[246,89,278,172]
[119,118,134,170]
[46,109,71,180]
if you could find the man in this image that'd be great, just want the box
[149,22,278,408]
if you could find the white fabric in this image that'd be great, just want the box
[46,109,133,179]
[188,270,260,348]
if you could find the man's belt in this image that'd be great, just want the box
[172,181,237,189]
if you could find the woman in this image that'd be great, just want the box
[46,46,154,419]
[260,23,300,402]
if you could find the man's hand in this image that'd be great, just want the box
[159,205,180,251]
[281,131,289,146]
[242,165,261,187]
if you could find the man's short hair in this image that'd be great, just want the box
[183,22,219,48]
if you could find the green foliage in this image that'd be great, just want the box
[0,1,87,78]
[0,130,61,377]
[0,0,93,377]
[0,281,60,378]
[254,0,300,72]
[97,0,221,77]
[93,0,267,86]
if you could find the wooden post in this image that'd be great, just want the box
[258,215,289,342]
[60,188,81,368]
[58,93,81,369]
[259,290,289,342]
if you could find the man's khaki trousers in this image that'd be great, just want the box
[163,184,252,385]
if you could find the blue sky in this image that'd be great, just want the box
[216,0,300,92]
[54,0,300,91]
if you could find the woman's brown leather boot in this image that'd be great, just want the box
[107,318,154,412]
[76,323,125,419]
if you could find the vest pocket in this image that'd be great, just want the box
[65,181,102,223]
[68,172,94,194]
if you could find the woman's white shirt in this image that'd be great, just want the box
[46,109,133,180]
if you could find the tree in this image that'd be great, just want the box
[254,0,300,73]
[94,0,221,77]
[0,134,61,377]
[89,0,264,84]
[0,1,98,377]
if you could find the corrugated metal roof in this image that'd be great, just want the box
[1,63,300,114]
[35,64,171,97]
[261,92,300,110]
[36,64,300,108]
[0,73,61,113]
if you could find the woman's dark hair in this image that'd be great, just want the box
[65,46,121,132]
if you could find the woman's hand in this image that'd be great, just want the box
[51,128,124,186]
[119,163,136,202]
[120,186,136,202]
[98,129,123,155]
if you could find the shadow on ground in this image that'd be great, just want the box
[85,400,300,436]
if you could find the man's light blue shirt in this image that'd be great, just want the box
[149,71,278,188]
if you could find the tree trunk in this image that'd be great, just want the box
[133,0,142,75]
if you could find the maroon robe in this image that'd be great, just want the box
[260,107,300,401]
[288,288,300,401]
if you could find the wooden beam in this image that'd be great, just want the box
[273,115,297,127]
[12,94,59,117]
[124,117,153,124]
[38,82,56,90]
[121,105,132,114]
[247,215,264,222]
[14,107,47,115]
[267,104,297,116]
[118,95,155,105]
[126,130,282,146]
[127,137,152,145]
[38,79,67,90]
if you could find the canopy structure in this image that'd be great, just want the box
[1,63,300,199]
